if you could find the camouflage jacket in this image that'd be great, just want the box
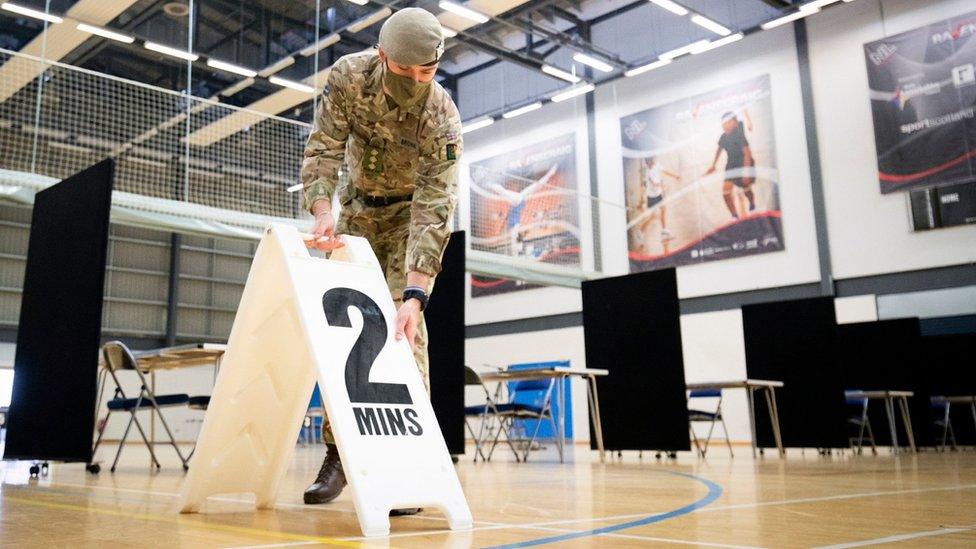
[301,52,462,277]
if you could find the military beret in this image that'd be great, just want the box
[378,8,445,66]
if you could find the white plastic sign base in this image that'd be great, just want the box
[178,224,472,537]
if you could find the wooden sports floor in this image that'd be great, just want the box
[1,443,974,548]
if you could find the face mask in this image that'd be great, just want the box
[383,62,431,108]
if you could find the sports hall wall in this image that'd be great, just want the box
[462,0,976,443]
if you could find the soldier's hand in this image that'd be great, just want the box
[394,299,421,351]
[306,208,345,252]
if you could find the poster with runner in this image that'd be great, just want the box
[864,11,976,194]
[620,74,785,273]
[468,134,581,297]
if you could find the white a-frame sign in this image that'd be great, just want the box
[178,223,472,537]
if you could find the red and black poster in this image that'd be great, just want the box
[864,11,976,194]
[620,75,784,273]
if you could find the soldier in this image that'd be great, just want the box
[300,8,461,516]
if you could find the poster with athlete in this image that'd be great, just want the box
[468,134,581,297]
[620,74,784,272]
[864,10,976,194]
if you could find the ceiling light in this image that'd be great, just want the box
[1,2,62,23]
[461,117,494,134]
[438,1,489,24]
[502,102,542,119]
[624,58,671,77]
[761,9,817,30]
[442,26,458,38]
[144,41,199,62]
[207,58,257,77]
[541,64,580,83]
[691,33,743,55]
[659,39,710,61]
[572,53,613,73]
[345,0,368,5]
[801,0,842,11]
[76,23,134,43]
[551,83,595,103]
[347,7,391,33]
[299,33,340,57]
[269,76,314,93]
[287,182,303,193]
[647,0,688,16]
[690,14,731,36]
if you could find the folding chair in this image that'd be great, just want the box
[845,392,877,455]
[488,377,560,463]
[931,396,957,452]
[91,341,190,472]
[687,389,733,458]
[463,366,518,462]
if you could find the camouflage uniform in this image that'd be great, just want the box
[301,52,462,443]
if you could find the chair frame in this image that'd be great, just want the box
[91,341,189,472]
[463,366,520,462]
[486,377,561,463]
[932,398,957,452]
[687,390,734,458]
[848,397,878,455]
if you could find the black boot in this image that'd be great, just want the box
[303,444,346,504]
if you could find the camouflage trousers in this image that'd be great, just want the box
[321,197,432,444]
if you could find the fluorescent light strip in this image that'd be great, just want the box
[438,1,489,24]
[347,7,392,33]
[269,76,314,93]
[144,41,199,62]
[461,117,494,134]
[442,26,458,38]
[541,64,580,83]
[207,58,257,77]
[1,2,62,24]
[299,33,340,57]
[345,0,368,5]
[551,83,595,103]
[801,0,842,12]
[659,39,710,61]
[258,56,295,78]
[648,0,688,16]
[76,23,134,43]
[572,53,613,73]
[691,33,743,55]
[690,14,731,36]
[502,102,542,119]
[761,8,817,30]
[287,183,303,193]
[624,58,671,78]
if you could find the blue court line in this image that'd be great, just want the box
[484,471,723,549]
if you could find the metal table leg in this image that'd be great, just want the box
[586,375,606,463]
[764,387,785,458]
[747,387,757,458]
[883,396,900,454]
[897,396,916,454]
[556,376,565,463]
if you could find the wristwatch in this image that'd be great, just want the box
[402,288,429,312]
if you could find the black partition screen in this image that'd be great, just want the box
[838,318,933,447]
[426,231,465,454]
[582,269,689,451]
[4,160,114,462]
[743,297,848,449]
[923,333,976,444]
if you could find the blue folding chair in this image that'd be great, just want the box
[91,341,190,472]
[930,396,956,452]
[489,377,560,462]
[845,391,877,455]
[463,366,519,462]
[688,389,733,458]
